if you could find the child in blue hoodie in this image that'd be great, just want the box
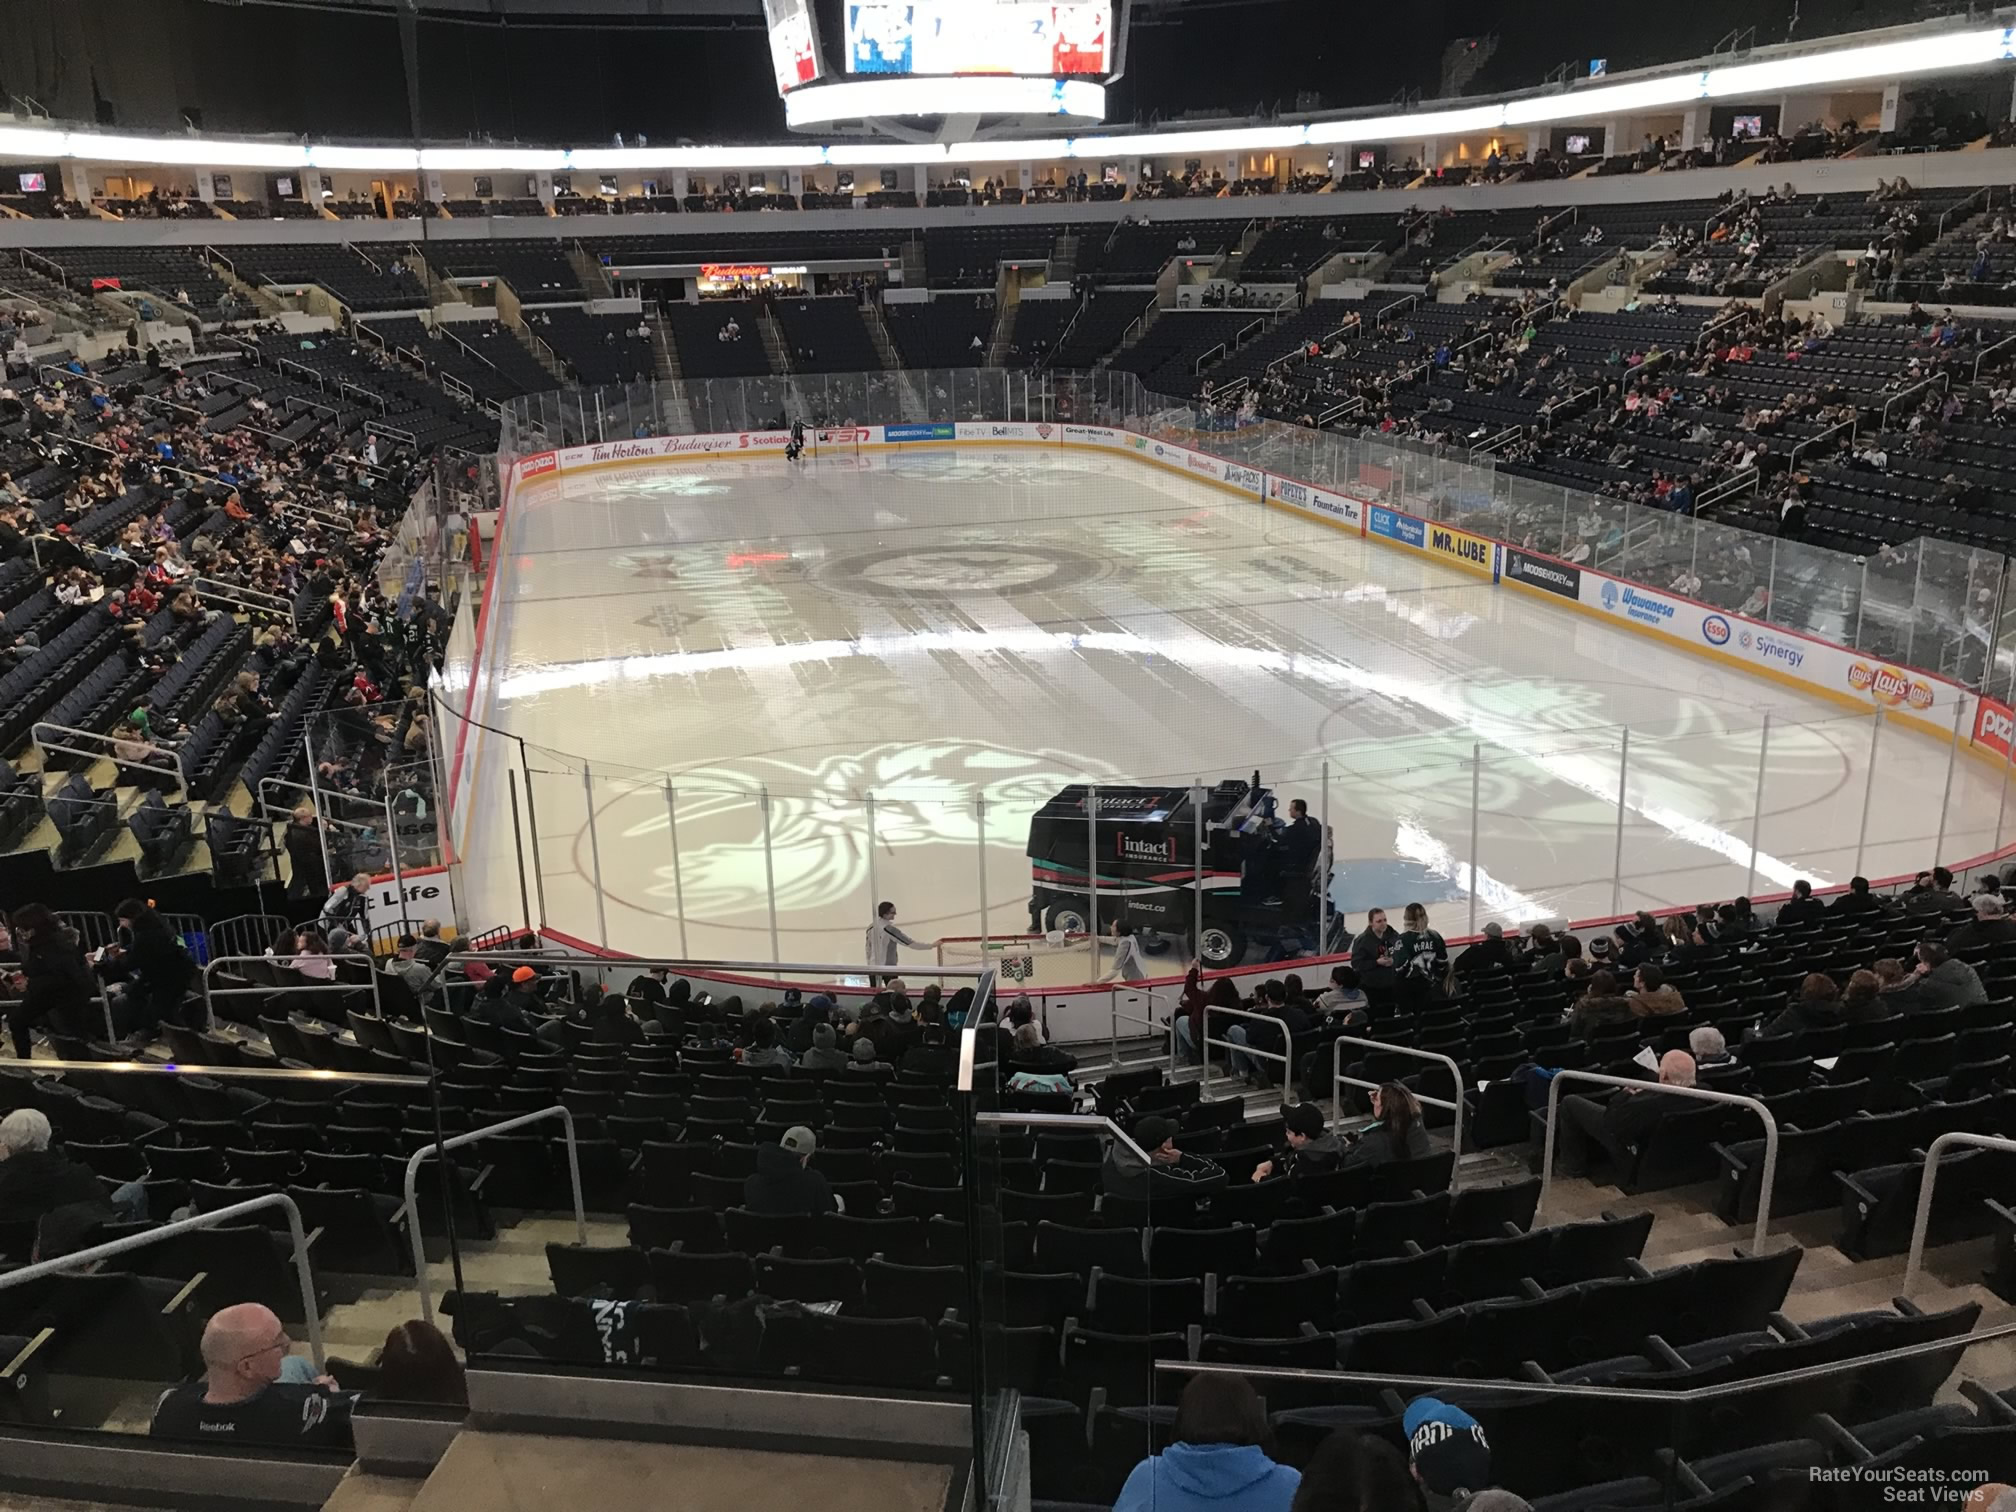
[1115,1375,1301,1512]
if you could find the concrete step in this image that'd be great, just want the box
[405,1431,953,1512]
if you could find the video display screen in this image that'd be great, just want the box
[765,0,824,92]
[846,2,1110,76]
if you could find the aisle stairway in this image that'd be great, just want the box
[327,1432,956,1512]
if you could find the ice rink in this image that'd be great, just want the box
[455,444,2012,973]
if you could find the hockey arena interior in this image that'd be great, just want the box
[7,0,2016,1508]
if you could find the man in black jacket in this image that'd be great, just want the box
[0,1108,120,1251]
[1828,876,1883,916]
[1351,908,1399,1010]
[1774,879,1827,927]
[742,1126,837,1215]
[1249,1101,1344,1183]
[1101,1116,1226,1203]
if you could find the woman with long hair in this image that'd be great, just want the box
[1343,1082,1431,1168]
[1179,974,1246,1063]
[104,898,198,1041]
[5,904,93,1057]
[376,1320,467,1406]
[1391,902,1448,1010]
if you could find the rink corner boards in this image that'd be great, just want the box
[502,424,2002,769]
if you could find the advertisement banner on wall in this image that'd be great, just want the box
[1847,659,1938,713]
[1062,424,1121,447]
[1571,562,1967,722]
[1266,474,1365,530]
[1179,448,1225,483]
[1975,696,2014,758]
[1221,462,1264,497]
[886,422,957,443]
[1425,522,1497,579]
[956,421,1060,443]
[1368,506,1427,549]
[1502,547,1580,599]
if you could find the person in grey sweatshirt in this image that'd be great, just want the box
[800,1021,850,1071]
[1909,941,1988,1009]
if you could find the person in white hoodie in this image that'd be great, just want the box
[1099,919,1151,984]
[865,900,931,982]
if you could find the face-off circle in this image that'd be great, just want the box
[816,543,1110,600]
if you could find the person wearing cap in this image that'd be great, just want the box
[900,1014,957,1079]
[390,934,436,1002]
[1249,1102,1342,1183]
[1454,921,1517,979]
[845,1037,891,1077]
[1114,1372,1298,1512]
[743,1126,837,1216]
[800,1021,851,1072]
[1949,890,2016,954]
[472,966,562,1044]
[1103,1115,1225,1203]
[1404,1396,1495,1512]
[627,965,675,1010]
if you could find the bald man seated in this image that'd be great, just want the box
[150,1303,358,1449]
[1551,1050,1698,1181]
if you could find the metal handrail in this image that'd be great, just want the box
[1105,984,1176,1078]
[31,719,189,801]
[191,575,289,611]
[1541,1069,1780,1254]
[975,1110,1151,1166]
[1328,1035,1466,1180]
[1155,1317,2016,1403]
[200,952,385,1023]
[0,1193,325,1371]
[8,1057,427,1087]
[405,1105,584,1324]
[1902,1131,2016,1295]
[1201,1003,1296,1103]
[435,949,994,982]
[256,775,382,835]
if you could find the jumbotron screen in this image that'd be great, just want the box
[845,2,1111,77]
[764,0,826,94]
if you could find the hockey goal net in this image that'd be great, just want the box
[935,932,1092,986]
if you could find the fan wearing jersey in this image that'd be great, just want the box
[151,1303,358,1450]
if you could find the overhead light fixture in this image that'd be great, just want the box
[0,24,2008,174]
